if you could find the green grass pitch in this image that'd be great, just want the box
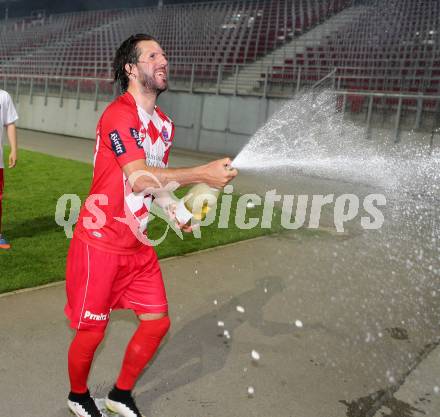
[0,147,293,294]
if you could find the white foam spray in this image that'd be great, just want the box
[231,90,440,194]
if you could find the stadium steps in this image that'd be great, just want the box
[217,5,369,95]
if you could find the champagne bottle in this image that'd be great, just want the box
[175,183,220,224]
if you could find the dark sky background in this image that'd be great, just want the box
[0,0,222,18]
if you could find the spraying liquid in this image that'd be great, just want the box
[231,90,439,195]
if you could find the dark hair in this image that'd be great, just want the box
[113,33,159,93]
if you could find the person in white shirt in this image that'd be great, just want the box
[0,89,18,249]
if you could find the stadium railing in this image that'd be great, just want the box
[2,59,439,97]
[1,68,439,145]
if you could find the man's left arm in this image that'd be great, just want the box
[6,123,17,168]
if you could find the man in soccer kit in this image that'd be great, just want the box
[0,89,18,249]
[65,34,237,417]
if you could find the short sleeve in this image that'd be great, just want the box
[100,104,145,168]
[2,92,18,125]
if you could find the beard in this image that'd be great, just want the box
[138,71,168,96]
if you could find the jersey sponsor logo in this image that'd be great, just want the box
[109,130,126,156]
[130,128,143,148]
[161,126,170,141]
[83,310,109,321]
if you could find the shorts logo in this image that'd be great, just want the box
[130,128,143,148]
[84,310,109,321]
[161,126,169,141]
[109,130,126,156]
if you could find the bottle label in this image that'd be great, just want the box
[175,199,193,224]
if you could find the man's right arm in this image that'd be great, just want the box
[100,105,237,193]
[122,158,237,193]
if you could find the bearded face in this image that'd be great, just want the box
[133,40,169,96]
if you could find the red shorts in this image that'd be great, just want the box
[64,236,168,331]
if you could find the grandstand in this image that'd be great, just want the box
[0,1,349,79]
[0,0,439,146]
[0,0,438,93]
[268,0,440,95]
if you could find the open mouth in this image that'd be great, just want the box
[155,70,167,81]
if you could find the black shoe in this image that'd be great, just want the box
[67,390,104,417]
[105,386,144,417]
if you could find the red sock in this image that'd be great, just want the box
[68,329,105,393]
[116,316,170,390]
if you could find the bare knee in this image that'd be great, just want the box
[136,312,170,338]
[137,311,168,321]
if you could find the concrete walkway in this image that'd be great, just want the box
[0,129,438,417]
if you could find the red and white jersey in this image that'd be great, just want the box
[75,92,175,254]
